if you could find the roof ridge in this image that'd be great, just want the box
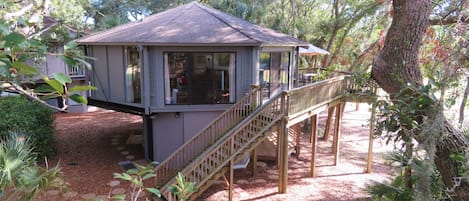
[194,3,261,44]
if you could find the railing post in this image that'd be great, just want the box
[278,91,289,193]
[280,91,289,116]
[250,84,261,108]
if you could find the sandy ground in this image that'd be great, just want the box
[43,102,395,201]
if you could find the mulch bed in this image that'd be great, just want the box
[43,103,394,201]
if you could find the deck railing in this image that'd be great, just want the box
[162,91,286,201]
[287,76,346,118]
[156,75,378,200]
[154,86,262,187]
[67,65,85,78]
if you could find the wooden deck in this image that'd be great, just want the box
[153,76,378,201]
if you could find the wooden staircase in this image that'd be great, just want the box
[153,76,377,201]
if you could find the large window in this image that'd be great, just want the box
[259,51,290,99]
[164,52,235,105]
[125,46,141,103]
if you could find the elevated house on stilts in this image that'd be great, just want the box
[77,2,377,200]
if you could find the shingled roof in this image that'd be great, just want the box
[77,2,309,47]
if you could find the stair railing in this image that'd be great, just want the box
[161,91,287,200]
[154,86,262,187]
[157,75,379,200]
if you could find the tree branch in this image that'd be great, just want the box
[1,82,66,112]
[429,15,468,25]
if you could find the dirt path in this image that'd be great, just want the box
[43,102,394,200]
[198,103,394,201]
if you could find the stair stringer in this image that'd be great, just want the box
[160,93,285,201]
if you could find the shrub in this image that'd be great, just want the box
[0,95,56,159]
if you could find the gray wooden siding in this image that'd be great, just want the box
[107,46,125,102]
[152,111,222,162]
[89,45,143,107]
[91,46,109,100]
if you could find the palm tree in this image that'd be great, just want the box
[0,132,66,201]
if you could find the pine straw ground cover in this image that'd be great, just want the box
[43,103,394,201]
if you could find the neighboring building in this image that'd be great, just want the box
[33,16,88,112]
[77,2,309,161]
[35,53,88,113]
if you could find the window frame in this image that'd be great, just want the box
[163,51,236,106]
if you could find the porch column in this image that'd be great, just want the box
[251,149,258,177]
[278,92,289,193]
[278,119,289,193]
[143,115,154,161]
[229,159,234,201]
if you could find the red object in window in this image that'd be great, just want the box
[179,75,188,85]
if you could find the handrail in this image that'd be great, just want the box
[287,76,347,117]
[161,91,286,200]
[156,75,379,200]
[154,86,261,187]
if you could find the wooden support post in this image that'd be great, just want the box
[367,103,377,173]
[278,120,289,193]
[295,123,301,158]
[323,107,335,140]
[332,102,344,166]
[310,115,318,177]
[251,148,257,177]
[229,159,234,201]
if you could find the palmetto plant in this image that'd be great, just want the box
[0,132,65,201]
[168,172,197,201]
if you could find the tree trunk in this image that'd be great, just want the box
[371,0,469,200]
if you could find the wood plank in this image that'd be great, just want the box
[295,123,301,157]
[229,159,234,201]
[252,148,257,177]
[323,106,335,140]
[310,115,318,177]
[278,120,288,193]
[367,103,377,173]
[332,102,344,166]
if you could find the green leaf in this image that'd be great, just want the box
[114,173,132,181]
[142,173,156,180]
[0,22,9,35]
[74,57,92,70]
[52,73,72,85]
[4,32,26,47]
[0,57,11,68]
[69,94,88,104]
[64,40,77,51]
[34,85,56,93]
[43,77,64,94]
[168,186,178,193]
[0,66,8,77]
[145,188,161,197]
[69,85,97,92]
[111,194,126,201]
[40,93,61,100]
[59,55,78,67]
[12,61,39,76]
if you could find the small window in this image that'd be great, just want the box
[125,46,141,103]
[164,52,236,105]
